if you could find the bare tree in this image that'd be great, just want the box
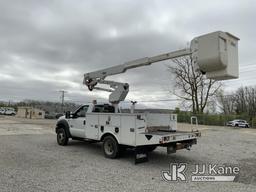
[217,86,256,117]
[235,87,247,115]
[217,90,236,114]
[246,87,256,116]
[168,56,222,114]
[235,86,256,116]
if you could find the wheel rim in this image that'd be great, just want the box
[104,140,114,155]
[58,131,65,143]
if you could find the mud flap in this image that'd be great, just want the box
[134,147,148,164]
[167,145,176,154]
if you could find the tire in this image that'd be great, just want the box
[57,128,69,146]
[235,124,239,127]
[103,136,119,159]
[246,125,249,128]
[146,146,157,152]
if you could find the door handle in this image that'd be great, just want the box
[83,120,86,125]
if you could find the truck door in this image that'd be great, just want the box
[68,105,88,138]
[85,114,99,140]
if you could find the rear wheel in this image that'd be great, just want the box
[103,136,119,158]
[57,128,69,146]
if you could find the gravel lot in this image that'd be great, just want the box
[0,116,256,192]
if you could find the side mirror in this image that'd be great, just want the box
[65,111,71,119]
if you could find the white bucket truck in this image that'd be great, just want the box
[55,31,239,163]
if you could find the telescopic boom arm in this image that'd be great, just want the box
[84,49,190,80]
[83,48,191,105]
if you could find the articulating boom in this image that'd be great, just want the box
[83,49,190,104]
[83,31,239,106]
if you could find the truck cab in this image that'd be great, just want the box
[65,104,115,139]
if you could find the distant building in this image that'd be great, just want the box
[16,107,45,119]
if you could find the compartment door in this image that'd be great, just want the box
[120,116,136,146]
[85,114,99,140]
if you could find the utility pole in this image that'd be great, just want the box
[59,90,67,113]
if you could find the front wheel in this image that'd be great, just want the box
[103,136,119,159]
[57,128,69,146]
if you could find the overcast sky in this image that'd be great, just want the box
[0,0,255,109]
